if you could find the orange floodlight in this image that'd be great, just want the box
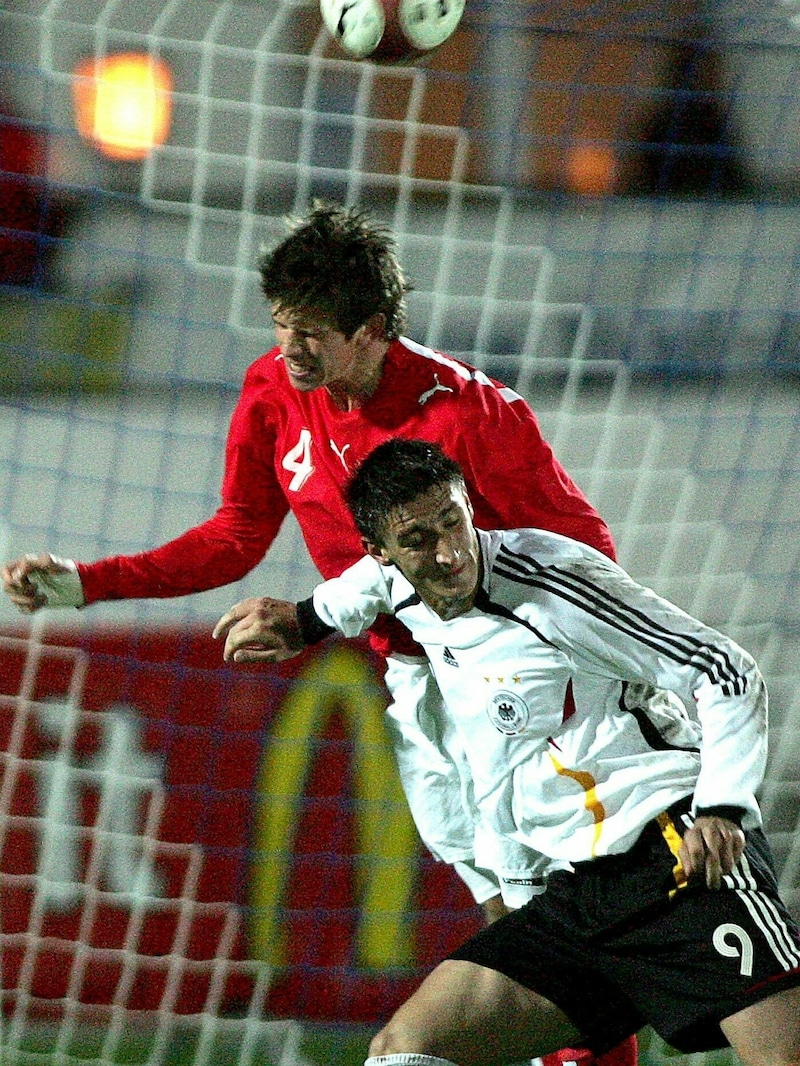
[565,143,617,197]
[72,53,173,161]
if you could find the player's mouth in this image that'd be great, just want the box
[285,357,319,381]
[435,562,470,587]
[444,563,466,578]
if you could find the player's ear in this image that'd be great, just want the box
[363,537,391,566]
[355,313,386,344]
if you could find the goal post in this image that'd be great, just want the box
[1,2,800,1064]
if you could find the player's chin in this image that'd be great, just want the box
[439,567,476,597]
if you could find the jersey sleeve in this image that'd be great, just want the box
[78,362,290,604]
[451,860,502,904]
[539,556,767,826]
[383,655,482,867]
[310,555,394,637]
[449,379,616,560]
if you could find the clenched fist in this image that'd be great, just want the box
[213,596,305,664]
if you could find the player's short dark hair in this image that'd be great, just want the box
[346,438,465,545]
[258,201,409,340]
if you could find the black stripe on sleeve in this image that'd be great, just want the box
[492,546,748,695]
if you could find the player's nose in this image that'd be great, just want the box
[435,536,460,567]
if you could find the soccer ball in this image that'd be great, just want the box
[320,0,465,62]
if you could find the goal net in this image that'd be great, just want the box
[1,0,800,1063]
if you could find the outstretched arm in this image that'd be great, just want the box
[3,366,290,613]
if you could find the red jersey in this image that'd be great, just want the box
[78,337,615,655]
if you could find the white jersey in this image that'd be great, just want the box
[308,527,767,896]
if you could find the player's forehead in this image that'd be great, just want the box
[270,303,338,333]
[385,482,466,536]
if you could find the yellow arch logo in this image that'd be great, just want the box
[250,644,418,968]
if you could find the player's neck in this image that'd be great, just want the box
[325,343,388,411]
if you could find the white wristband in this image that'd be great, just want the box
[27,557,85,608]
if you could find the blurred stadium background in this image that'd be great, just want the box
[1,0,800,1063]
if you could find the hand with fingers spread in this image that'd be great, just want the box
[213,596,305,664]
[2,553,85,612]
[678,814,746,890]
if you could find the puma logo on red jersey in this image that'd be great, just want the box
[418,374,454,405]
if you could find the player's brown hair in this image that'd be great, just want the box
[258,201,409,339]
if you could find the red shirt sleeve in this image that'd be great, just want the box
[79,363,290,604]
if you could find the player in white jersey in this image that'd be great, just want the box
[215,438,800,1066]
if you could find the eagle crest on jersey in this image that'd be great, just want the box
[487,689,530,735]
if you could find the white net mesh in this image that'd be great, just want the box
[1,1,800,1062]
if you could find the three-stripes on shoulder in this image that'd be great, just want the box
[492,545,750,697]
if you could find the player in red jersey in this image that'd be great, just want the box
[3,203,633,1066]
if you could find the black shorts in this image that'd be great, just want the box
[449,802,800,1055]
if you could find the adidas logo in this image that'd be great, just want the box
[443,647,458,667]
